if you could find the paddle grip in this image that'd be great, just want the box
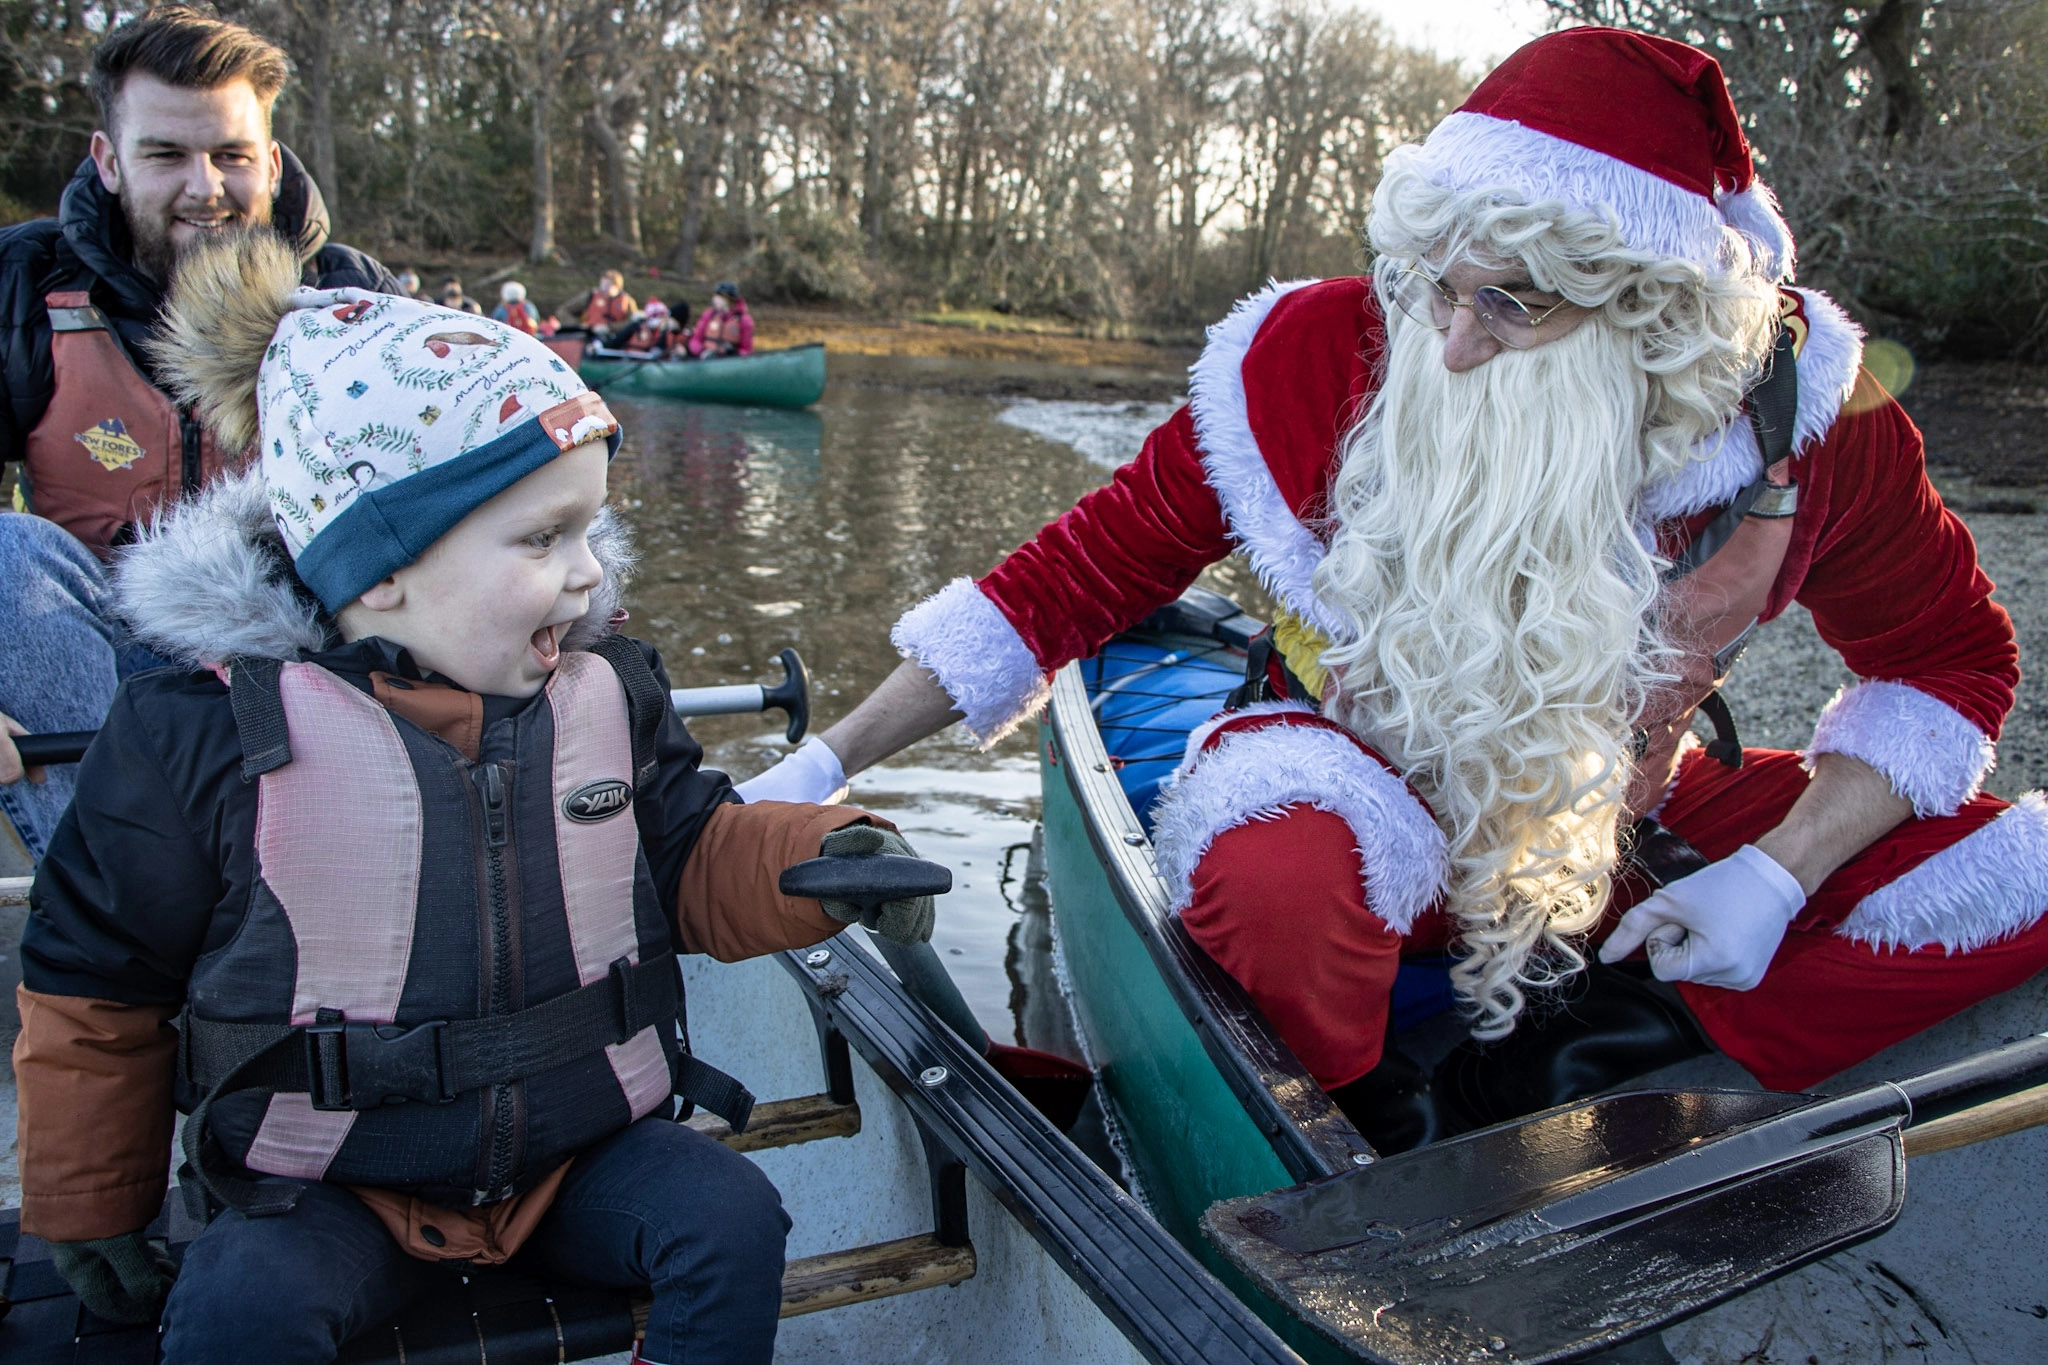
[778,854,954,911]
[761,649,810,742]
[1896,1030,2048,1128]
[666,650,809,742]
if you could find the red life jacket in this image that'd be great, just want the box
[699,309,744,354]
[22,290,231,558]
[502,300,538,334]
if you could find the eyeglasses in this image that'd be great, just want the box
[1385,266,1578,350]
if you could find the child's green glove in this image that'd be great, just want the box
[816,825,938,944]
[51,1230,177,1324]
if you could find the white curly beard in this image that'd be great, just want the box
[1316,312,1684,1035]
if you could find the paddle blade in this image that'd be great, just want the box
[1203,1089,1907,1365]
[987,1042,1094,1132]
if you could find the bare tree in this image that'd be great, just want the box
[1544,0,2048,349]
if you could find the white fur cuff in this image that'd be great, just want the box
[1838,792,2048,953]
[1807,680,1996,818]
[1150,716,1448,932]
[889,577,1050,748]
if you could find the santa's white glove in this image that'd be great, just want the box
[1598,844,1805,991]
[734,735,849,805]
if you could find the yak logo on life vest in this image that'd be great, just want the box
[74,418,147,472]
[563,778,633,823]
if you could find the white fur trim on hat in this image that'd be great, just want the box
[1837,792,2048,953]
[1151,710,1449,932]
[1186,279,1346,639]
[890,576,1050,748]
[1807,680,1997,819]
[1401,112,1793,279]
[1716,181,1797,282]
[1639,286,1866,524]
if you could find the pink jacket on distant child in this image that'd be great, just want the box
[687,301,753,358]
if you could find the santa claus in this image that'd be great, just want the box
[747,27,2048,1149]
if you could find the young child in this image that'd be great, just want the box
[11,230,932,1364]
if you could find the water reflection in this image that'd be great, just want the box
[609,374,1132,1051]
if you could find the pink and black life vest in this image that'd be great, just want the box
[177,637,749,1217]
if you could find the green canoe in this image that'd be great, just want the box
[1039,589,1371,1361]
[570,340,827,408]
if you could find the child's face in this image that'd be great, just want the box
[338,441,609,697]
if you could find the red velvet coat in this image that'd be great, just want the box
[893,277,2016,833]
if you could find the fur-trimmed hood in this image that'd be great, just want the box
[111,465,638,669]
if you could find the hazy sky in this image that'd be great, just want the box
[1357,0,1549,67]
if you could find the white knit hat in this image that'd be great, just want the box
[257,287,620,612]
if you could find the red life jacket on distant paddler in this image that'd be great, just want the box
[21,290,232,558]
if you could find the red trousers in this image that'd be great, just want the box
[1179,745,2048,1092]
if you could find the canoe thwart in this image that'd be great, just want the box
[623,1233,976,1334]
[687,1091,861,1152]
[778,1233,977,1317]
[1904,1079,2048,1156]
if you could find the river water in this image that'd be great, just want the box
[606,360,1226,1055]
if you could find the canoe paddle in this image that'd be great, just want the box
[1203,1032,2048,1365]
[4,649,813,767]
[780,853,1097,1131]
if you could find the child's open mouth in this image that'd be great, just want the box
[530,622,565,670]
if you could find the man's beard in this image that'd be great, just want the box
[122,176,273,284]
[1315,314,1682,1036]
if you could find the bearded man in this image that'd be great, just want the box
[753,27,2048,1149]
[0,7,397,858]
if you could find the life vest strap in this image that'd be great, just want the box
[227,656,295,778]
[181,955,678,1106]
[1662,323,1802,585]
[586,632,666,791]
[179,953,754,1215]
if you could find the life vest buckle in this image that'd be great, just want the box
[304,1016,455,1111]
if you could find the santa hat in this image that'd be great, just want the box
[1404,27,1795,279]
[151,231,623,613]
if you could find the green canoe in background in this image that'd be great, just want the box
[562,339,828,408]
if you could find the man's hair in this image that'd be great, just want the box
[90,7,290,135]
[600,270,624,288]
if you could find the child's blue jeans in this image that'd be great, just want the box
[158,1116,790,1365]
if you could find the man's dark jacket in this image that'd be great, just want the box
[0,146,397,466]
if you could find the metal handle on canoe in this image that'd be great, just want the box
[670,648,810,742]
[11,652,811,768]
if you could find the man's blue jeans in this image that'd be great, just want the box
[0,514,170,858]
[158,1116,791,1364]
